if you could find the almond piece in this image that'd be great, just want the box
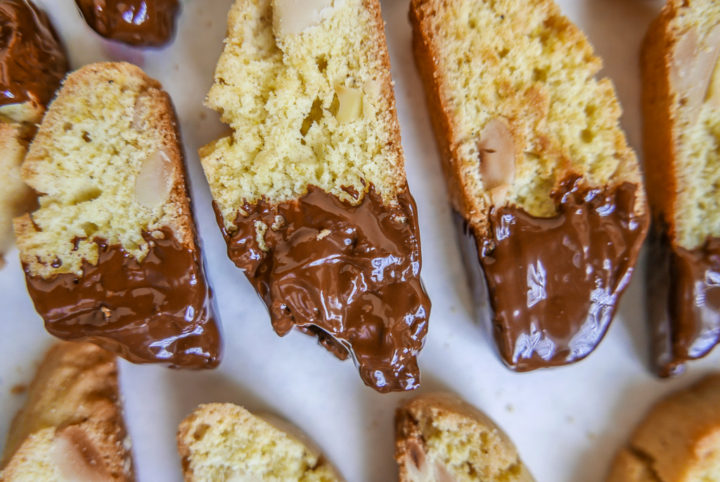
[134,149,174,209]
[478,119,515,199]
[672,25,720,114]
[335,85,363,124]
[272,0,334,38]
[51,427,107,482]
[706,55,720,107]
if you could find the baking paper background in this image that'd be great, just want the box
[2,1,718,480]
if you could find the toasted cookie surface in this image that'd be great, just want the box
[177,403,342,482]
[0,342,134,481]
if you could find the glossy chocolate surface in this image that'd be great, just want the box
[24,229,221,368]
[476,177,648,370]
[216,185,431,392]
[0,0,67,107]
[648,230,720,377]
[75,0,180,47]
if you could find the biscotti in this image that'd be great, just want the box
[395,393,534,482]
[177,403,342,481]
[200,0,430,392]
[409,0,648,370]
[0,342,134,481]
[607,374,720,481]
[0,0,68,265]
[14,62,221,368]
[642,0,720,377]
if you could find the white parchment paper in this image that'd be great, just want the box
[2,1,718,481]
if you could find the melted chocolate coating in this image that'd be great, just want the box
[648,229,720,377]
[24,229,221,368]
[216,185,431,392]
[75,0,180,47]
[0,0,67,107]
[475,177,647,370]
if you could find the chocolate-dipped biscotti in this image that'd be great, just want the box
[14,62,221,368]
[1,342,134,481]
[76,0,180,47]
[410,0,648,370]
[0,0,68,264]
[201,0,431,392]
[642,0,720,377]
[177,403,342,481]
[395,393,534,481]
[607,374,720,482]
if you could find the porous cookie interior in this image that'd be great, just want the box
[399,397,530,482]
[416,0,640,221]
[667,0,720,249]
[201,0,405,229]
[16,62,190,278]
[178,404,339,482]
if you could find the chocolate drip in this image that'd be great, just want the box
[24,229,221,368]
[648,230,720,376]
[0,0,67,107]
[216,185,431,392]
[75,0,180,47]
[476,177,647,370]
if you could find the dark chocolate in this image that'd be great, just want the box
[474,177,648,371]
[0,0,67,107]
[24,228,221,368]
[648,228,720,377]
[75,0,179,47]
[216,185,431,392]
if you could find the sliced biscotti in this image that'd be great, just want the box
[0,342,134,481]
[395,393,533,482]
[0,0,68,264]
[410,0,648,371]
[177,403,343,482]
[642,0,720,377]
[14,62,221,368]
[607,374,720,482]
[201,0,430,392]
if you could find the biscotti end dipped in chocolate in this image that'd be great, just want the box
[607,374,720,482]
[642,0,720,377]
[410,0,648,371]
[178,403,343,482]
[201,0,430,392]
[1,342,134,481]
[395,393,534,482]
[75,0,180,47]
[0,0,68,264]
[14,62,221,368]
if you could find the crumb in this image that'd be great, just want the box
[199,111,207,121]
[11,384,26,395]
[587,431,597,440]
[505,403,514,413]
